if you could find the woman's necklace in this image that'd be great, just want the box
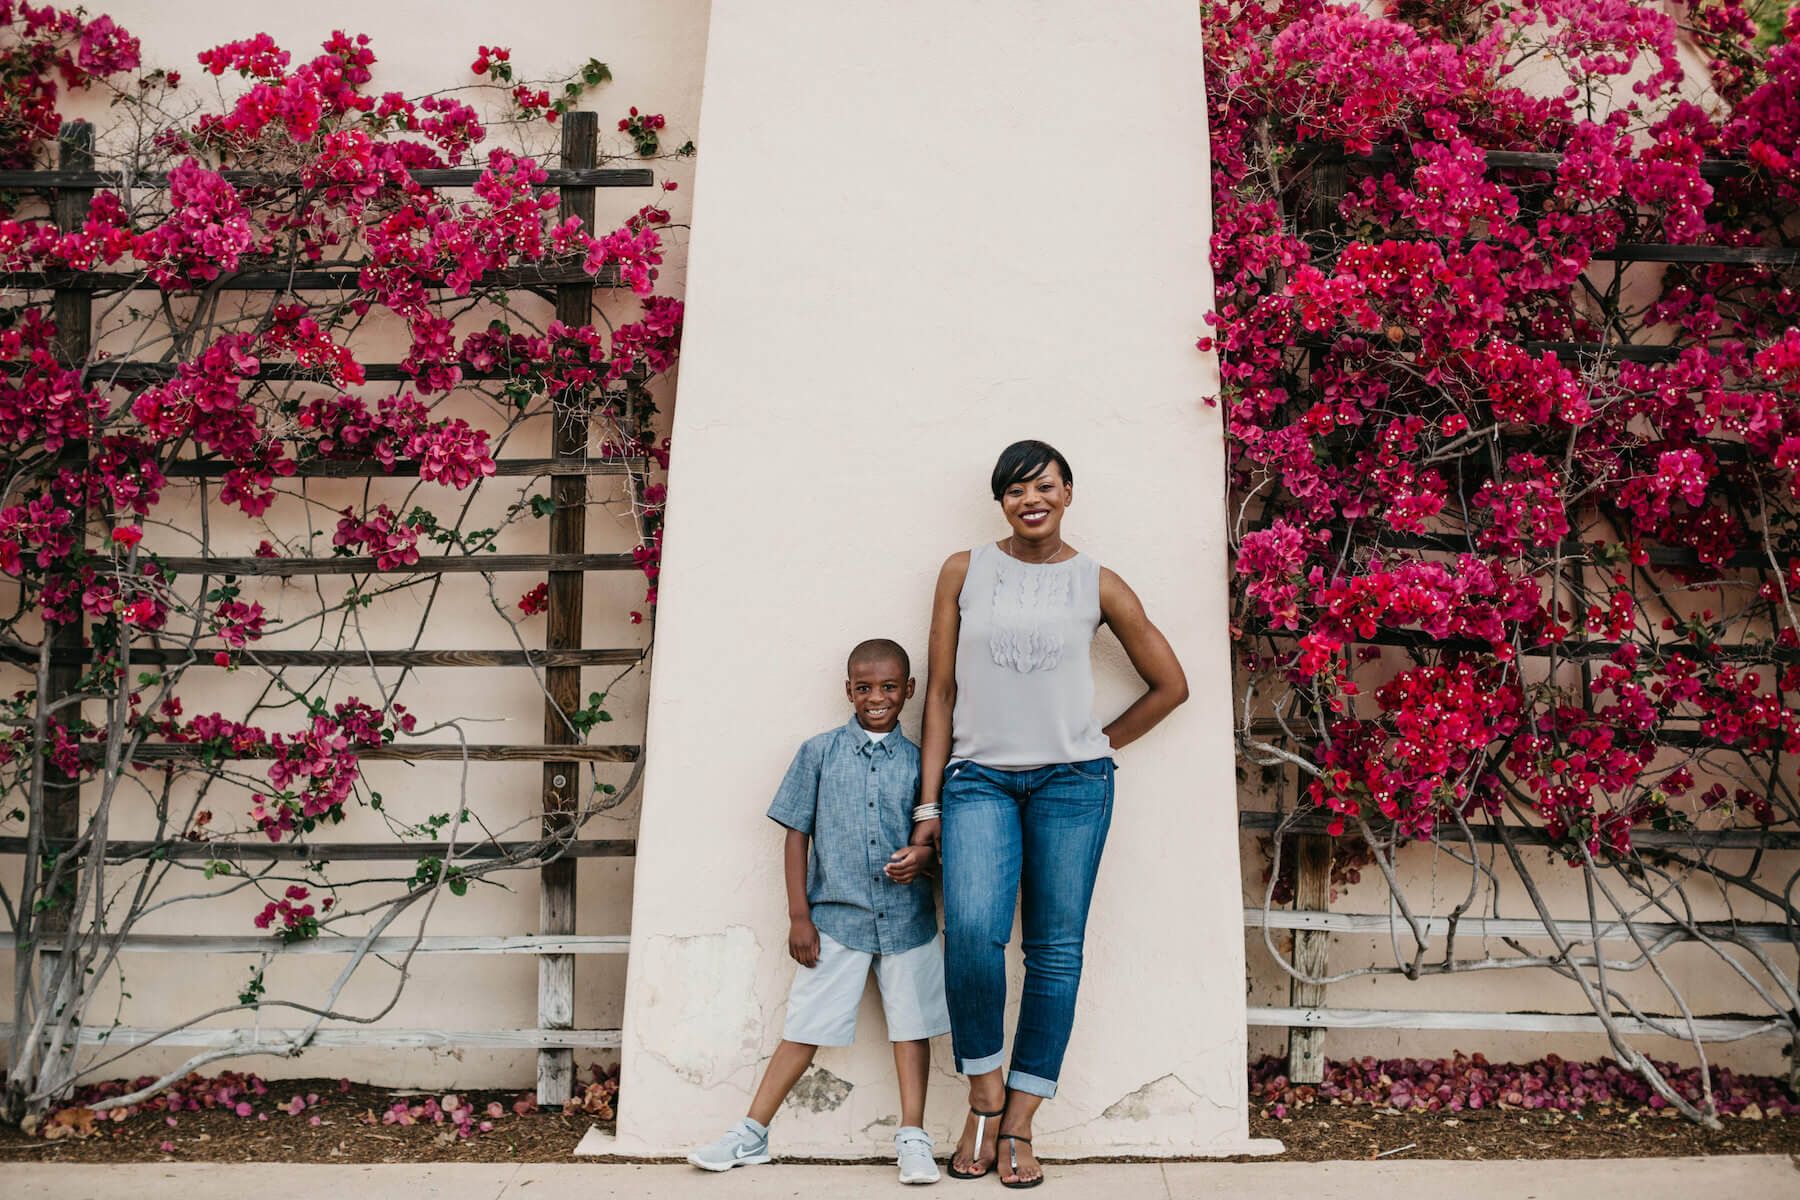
[1006,533,1067,564]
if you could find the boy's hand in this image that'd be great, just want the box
[788,916,820,967]
[910,817,941,855]
[885,844,933,885]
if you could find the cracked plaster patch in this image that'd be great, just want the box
[785,1065,854,1113]
[1102,1073,1202,1121]
[1039,1072,1244,1149]
[629,926,764,1086]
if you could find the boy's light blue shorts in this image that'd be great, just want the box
[782,930,951,1047]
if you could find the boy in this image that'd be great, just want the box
[688,638,947,1184]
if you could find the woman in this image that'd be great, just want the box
[910,440,1188,1188]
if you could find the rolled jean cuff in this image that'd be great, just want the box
[1006,1069,1057,1100]
[957,1049,1006,1077]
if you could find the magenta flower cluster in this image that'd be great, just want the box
[0,13,682,928]
[250,699,414,841]
[1210,0,1800,858]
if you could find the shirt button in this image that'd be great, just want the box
[878,913,884,919]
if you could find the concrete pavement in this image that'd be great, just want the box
[6,1157,1797,1199]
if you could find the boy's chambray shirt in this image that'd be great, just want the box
[766,718,935,956]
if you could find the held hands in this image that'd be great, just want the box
[910,816,941,856]
[885,842,934,885]
[788,915,820,967]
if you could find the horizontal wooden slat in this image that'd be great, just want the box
[67,933,629,955]
[4,647,643,669]
[0,1024,621,1049]
[1304,336,1685,364]
[1294,523,1766,570]
[1304,229,1799,269]
[1265,624,1800,667]
[1589,244,1800,266]
[0,836,634,861]
[164,456,646,480]
[1244,908,1795,945]
[1305,146,1752,181]
[1237,810,1800,851]
[74,742,636,763]
[154,552,637,575]
[1479,150,1751,180]
[0,167,654,188]
[1521,341,1681,363]
[5,1015,1783,1047]
[19,361,618,384]
[0,261,623,292]
[1247,1006,1787,1040]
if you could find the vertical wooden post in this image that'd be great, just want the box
[1285,832,1333,1082]
[537,112,598,1105]
[38,122,93,1075]
[1282,157,1346,1086]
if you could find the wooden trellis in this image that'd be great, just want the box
[1244,146,1800,1082]
[0,115,653,1102]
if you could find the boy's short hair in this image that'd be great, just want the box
[990,439,1073,501]
[847,638,910,678]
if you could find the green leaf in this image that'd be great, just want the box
[529,494,556,518]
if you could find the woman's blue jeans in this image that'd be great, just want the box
[940,757,1114,1099]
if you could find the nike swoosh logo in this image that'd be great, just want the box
[735,1145,761,1159]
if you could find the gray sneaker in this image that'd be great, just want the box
[896,1126,940,1185]
[687,1118,772,1171]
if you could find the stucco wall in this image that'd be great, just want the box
[614,0,1261,1159]
[4,0,1793,1126]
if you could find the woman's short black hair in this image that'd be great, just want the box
[990,440,1073,501]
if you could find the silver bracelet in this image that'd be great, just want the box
[911,804,941,823]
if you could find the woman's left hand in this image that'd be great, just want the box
[885,843,934,884]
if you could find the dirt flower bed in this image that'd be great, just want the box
[1236,1052,1800,1162]
[1248,1053,1800,1119]
[1,1055,1796,1163]
[0,1065,619,1164]
[1242,1102,1800,1162]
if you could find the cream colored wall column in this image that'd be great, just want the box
[618,0,1264,1158]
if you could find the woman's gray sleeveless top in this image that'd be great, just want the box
[951,540,1113,769]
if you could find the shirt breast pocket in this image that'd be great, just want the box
[878,768,914,818]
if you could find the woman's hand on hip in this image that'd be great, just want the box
[1097,566,1189,751]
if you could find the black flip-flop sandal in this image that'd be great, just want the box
[995,1134,1044,1189]
[947,1107,1002,1180]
